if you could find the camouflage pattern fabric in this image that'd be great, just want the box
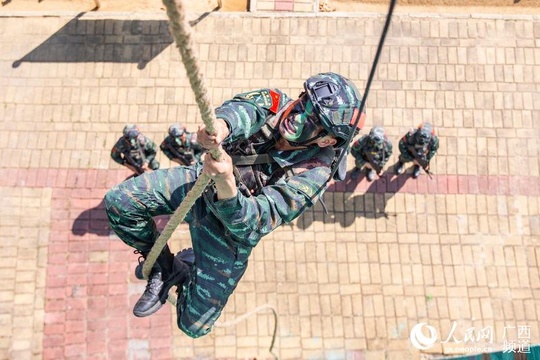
[351,135,393,169]
[110,134,159,170]
[160,132,204,165]
[105,87,334,338]
[398,128,440,163]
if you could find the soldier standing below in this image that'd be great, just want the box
[110,124,160,176]
[104,73,365,338]
[160,124,204,166]
[350,126,393,181]
[395,122,439,178]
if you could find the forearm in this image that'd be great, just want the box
[208,167,328,246]
[213,173,237,200]
[215,102,264,144]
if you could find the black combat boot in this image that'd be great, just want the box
[395,161,405,175]
[412,165,421,179]
[133,245,193,317]
[133,244,174,317]
[155,247,192,305]
[133,264,164,317]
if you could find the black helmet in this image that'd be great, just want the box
[415,122,433,145]
[169,124,185,137]
[368,126,386,147]
[304,72,365,147]
[123,124,140,139]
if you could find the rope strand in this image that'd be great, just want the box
[142,0,221,281]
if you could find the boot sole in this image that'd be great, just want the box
[133,298,164,317]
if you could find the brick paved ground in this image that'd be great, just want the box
[0,7,539,360]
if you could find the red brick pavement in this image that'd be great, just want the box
[1,167,538,359]
[4,168,539,196]
[0,168,174,359]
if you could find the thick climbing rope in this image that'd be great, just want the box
[141,0,222,281]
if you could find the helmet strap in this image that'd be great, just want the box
[286,130,328,148]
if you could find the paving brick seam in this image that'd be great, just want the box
[1,168,539,196]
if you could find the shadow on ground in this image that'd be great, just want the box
[72,198,111,236]
[72,198,172,237]
[296,167,412,229]
[12,7,220,69]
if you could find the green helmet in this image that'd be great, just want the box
[415,122,433,145]
[304,72,365,147]
[368,126,386,148]
[123,124,140,139]
[169,124,186,137]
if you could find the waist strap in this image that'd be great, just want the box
[231,154,276,166]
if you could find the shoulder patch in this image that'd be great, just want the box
[269,89,281,114]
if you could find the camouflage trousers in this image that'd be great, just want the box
[398,151,416,163]
[104,166,253,338]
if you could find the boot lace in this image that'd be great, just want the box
[145,270,162,295]
[133,249,145,265]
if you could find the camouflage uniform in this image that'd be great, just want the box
[111,133,160,174]
[397,122,439,178]
[105,88,337,338]
[160,131,204,166]
[350,127,393,180]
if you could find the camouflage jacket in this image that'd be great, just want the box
[160,133,204,165]
[351,135,393,167]
[205,88,335,247]
[110,134,158,167]
[398,129,439,162]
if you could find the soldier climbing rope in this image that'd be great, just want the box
[109,0,397,356]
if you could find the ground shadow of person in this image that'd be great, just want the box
[71,198,171,237]
[72,198,111,236]
[72,172,138,236]
[296,166,412,229]
[72,172,174,236]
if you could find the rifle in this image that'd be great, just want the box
[363,146,385,177]
[124,154,144,175]
[123,138,146,175]
[164,140,193,166]
[407,145,433,179]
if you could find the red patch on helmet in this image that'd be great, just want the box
[349,109,366,130]
[269,89,280,114]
